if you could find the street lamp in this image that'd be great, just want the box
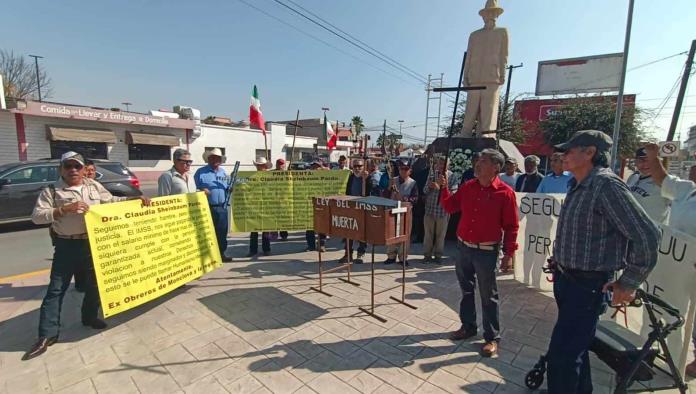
[28,55,44,102]
[122,102,132,112]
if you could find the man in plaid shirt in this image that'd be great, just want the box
[422,157,457,264]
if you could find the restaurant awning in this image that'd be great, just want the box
[126,131,180,146]
[46,127,117,143]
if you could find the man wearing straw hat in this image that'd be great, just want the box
[460,0,508,137]
[195,148,232,262]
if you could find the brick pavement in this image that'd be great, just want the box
[1,233,694,393]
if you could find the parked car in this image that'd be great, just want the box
[0,159,142,224]
[289,162,310,170]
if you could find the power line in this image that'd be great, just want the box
[284,0,426,82]
[270,0,429,85]
[234,0,414,85]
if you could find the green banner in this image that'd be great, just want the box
[231,170,350,232]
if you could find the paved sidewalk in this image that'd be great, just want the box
[1,234,694,393]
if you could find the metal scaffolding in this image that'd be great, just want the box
[423,73,444,145]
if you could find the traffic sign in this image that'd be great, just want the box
[658,141,680,158]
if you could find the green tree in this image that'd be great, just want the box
[377,133,401,153]
[538,97,649,159]
[350,116,364,138]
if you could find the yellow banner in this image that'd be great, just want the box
[231,170,349,232]
[85,192,222,317]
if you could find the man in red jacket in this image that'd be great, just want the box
[438,148,519,357]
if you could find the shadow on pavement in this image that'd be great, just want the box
[198,286,328,331]
[0,221,47,234]
[0,286,187,353]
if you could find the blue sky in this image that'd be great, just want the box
[2,0,695,144]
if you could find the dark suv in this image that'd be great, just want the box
[0,159,142,224]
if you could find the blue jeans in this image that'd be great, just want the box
[454,242,500,342]
[209,205,229,257]
[547,270,611,394]
[39,239,100,338]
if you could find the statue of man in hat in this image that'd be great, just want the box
[460,0,508,138]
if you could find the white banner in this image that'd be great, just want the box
[514,192,696,371]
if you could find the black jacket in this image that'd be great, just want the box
[346,173,372,197]
[515,172,545,192]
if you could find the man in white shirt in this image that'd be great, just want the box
[158,149,197,196]
[644,143,696,378]
[498,157,518,188]
[626,147,670,223]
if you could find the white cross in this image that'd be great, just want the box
[390,201,408,237]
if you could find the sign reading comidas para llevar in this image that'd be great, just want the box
[85,192,221,317]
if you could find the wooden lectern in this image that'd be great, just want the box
[311,195,417,322]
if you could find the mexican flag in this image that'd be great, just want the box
[249,85,266,135]
[324,114,337,150]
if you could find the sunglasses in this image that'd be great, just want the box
[63,163,83,170]
[177,159,193,165]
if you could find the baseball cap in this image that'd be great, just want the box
[504,157,517,164]
[554,130,613,152]
[397,158,412,168]
[60,151,85,166]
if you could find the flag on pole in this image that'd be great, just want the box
[249,85,266,135]
[324,114,337,150]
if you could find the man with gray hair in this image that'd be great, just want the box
[438,148,519,357]
[546,130,659,392]
[158,148,197,196]
[515,154,544,192]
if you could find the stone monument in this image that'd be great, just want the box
[460,0,509,137]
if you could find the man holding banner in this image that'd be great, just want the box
[547,130,659,393]
[23,152,150,361]
[195,148,232,262]
[643,142,696,377]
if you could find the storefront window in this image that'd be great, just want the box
[128,144,171,160]
[50,141,108,160]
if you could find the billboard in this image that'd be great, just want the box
[514,95,636,158]
[535,53,624,96]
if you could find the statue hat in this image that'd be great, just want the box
[479,0,504,17]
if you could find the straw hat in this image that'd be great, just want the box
[253,156,269,167]
[479,0,504,17]
[202,148,224,162]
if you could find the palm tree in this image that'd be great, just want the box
[350,116,364,139]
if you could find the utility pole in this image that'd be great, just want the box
[424,74,431,145]
[398,120,404,135]
[499,63,523,130]
[382,119,387,156]
[609,0,635,171]
[666,39,696,142]
[28,55,44,102]
[122,102,132,112]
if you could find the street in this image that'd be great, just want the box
[0,182,158,279]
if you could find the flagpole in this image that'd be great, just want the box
[289,109,300,168]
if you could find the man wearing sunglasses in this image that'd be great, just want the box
[24,151,150,361]
[158,148,197,196]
